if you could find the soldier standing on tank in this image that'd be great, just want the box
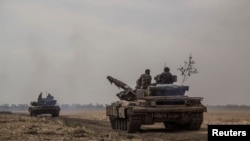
[136,69,152,89]
[158,67,173,84]
[38,92,43,105]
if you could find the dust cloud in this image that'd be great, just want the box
[0,0,250,106]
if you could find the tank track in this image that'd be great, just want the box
[185,112,203,130]
[163,113,203,130]
[109,115,141,133]
[28,107,60,117]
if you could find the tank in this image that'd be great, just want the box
[106,76,207,133]
[28,94,60,117]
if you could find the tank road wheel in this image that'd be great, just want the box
[33,111,37,117]
[122,119,126,131]
[124,119,127,131]
[115,118,119,129]
[119,119,122,130]
[29,108,34,117]
[56,112,60,117]
[109,116,141,132]
[110,117,119,130]
[109,117,116,129]
[185,113,203,130]
[52,113,55,117]
[117,118,121,130]
[30,111,33,117]
[118,118,127,131]
[52,111,59,117]
[126,116,141,133]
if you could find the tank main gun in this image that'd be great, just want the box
[107,76,133,91]
[107,76,136,101]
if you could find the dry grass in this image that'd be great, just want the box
[0,113,100,141]
[1,109,250,141]
[204,110,250,125]
[62,110,108,121]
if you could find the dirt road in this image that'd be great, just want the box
[1,109,250,141]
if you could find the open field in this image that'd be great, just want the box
[1,109,250,141]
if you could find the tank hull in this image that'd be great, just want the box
[28,106,60,117]
[106,99,206,133]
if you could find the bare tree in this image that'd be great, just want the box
[177,54,198,85]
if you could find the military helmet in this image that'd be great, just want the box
[164,67,170,72]
[145,69,150,74]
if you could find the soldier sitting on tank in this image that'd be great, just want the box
[43,93,55,105]
[157,67,173,84]
[136,69,152,89]
[46,93,54,100]
[153,74,161,84]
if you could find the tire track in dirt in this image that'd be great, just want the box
[58,115,207,141]
[58,116,111,131]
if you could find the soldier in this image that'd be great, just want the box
[136,69,152,89]
[47,93,54,100]
[154,74,161,84]
[158,67,173,84]
[38,92,43,105]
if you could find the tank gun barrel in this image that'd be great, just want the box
[107,76,133,91]
[107,76,136,101]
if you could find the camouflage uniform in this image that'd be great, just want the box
[137,69,152,89]
[38,92,43,105]
[159,67,173,84]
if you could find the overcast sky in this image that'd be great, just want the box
[0,0,250,105]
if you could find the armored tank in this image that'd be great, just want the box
[28,93,60,117]
[106,76,207,133]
